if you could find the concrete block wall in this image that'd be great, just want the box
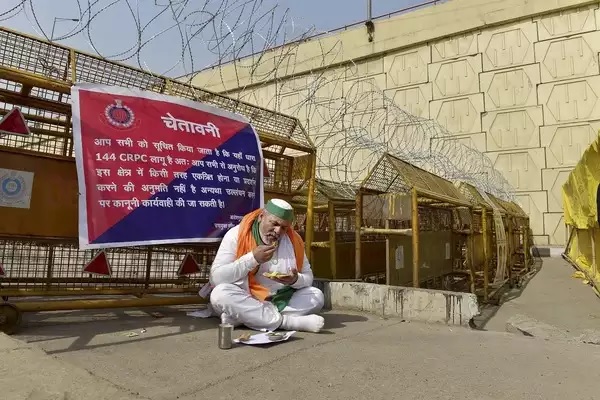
[190,0,600,246]
[312,279,480,327]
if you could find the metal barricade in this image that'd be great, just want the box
[0,27,317,334]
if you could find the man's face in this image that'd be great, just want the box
[258,211,291,244]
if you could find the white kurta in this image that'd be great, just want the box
[209,224,324,331]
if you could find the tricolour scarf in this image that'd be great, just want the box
[235,209,305,311]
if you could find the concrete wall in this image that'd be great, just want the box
[313,280,480,327]
[189,0,600,246]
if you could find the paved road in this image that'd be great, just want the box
[7,305,600,400]
[479,257,600,336]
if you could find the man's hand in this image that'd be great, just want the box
[269,268,298,286]
[252,244,277,264]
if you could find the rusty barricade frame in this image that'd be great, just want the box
[487,194,532,287]
[456,182,498,301]
[0,27,317,334]
[354,153,477,293]
[457,182,532,303]
[290,178,373,280]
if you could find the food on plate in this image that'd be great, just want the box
[237,333,252,342]
[267,332,286,341]
[262,271,292,279]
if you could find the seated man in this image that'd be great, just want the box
[209,198,325,333]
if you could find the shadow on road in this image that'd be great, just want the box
[323,312,369,329]
[17,304,216,355]
[472,257,543,331]
[16,305,369,355]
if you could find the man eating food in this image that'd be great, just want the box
[209,199,325,333]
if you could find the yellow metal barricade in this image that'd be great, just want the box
[0,27,316,334]
[291,179,380,280]
[355,153,475,293]
[563,133,600,296]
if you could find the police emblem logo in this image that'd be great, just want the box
[0,171,26,202]
[104,99,135,129]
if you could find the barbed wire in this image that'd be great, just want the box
[1,0,516,202]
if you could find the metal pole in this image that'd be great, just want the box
[411,187,419,288]
[482,210,489,302]
[507,216,514,286]
[360,227,412,236]
[523,220,530,270]
[70,48,77,82]
[468,209,476,294]
[365,0,375,42]
[328,201,337,279]
[304,152,317,261]
[355,191,363,280]
[15,295,205,313]
[385,218,390,285]
[1,287,198,297]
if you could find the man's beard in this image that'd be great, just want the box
[261,233,279,244]
[258,221,279,244]
[259,228,279,244]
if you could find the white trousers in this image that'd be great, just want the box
[209,283,325,331]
